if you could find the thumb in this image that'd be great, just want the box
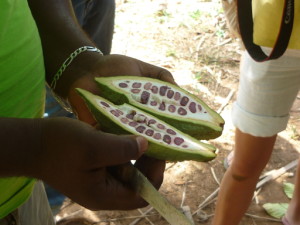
[139,61,177,85]
[98,133,148,166]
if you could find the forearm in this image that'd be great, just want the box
[0,118,41,178]
[28,0,102,98]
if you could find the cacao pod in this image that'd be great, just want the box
[77,88,217,162]
[95,76,224,140]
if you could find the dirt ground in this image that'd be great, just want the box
[56,0,300,224]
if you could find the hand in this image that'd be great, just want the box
[33,117,162,210]
[67,54,176,125]
[63,55,169,209]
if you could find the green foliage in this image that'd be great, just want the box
[289,125,300,140]
[166,49,177,58]
[263,203,289,219]
[263,182,295,218]
[189,10,203,20]
[283,182,295,199]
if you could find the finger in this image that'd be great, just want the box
[134,155,166,189]
[94,133,148,166]
[139,60,177,85]
[157,69,178,85]
[86,170,148,210]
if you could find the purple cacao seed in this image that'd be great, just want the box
[180,96,189,106]
[145,129,154,136]
[159,86,168,96]
[141,91,150,104]
[110,110,120,117]
[144,82,152,90]
[189,102,196,113]
[119,83,128,88]
[159,102,166,111]
[116,109,124,115]
[121,117,129,124]
[129,121,138,127]
[174,92,181,100]
[147,119,156,125]
[174,137,184,145]
[150,101,158,106]
[151,86,158,94]
[168,105,176,113]
[126,113,134,119]
[100,101,110,107]
[136,126,146,133]
[167,90,174,98]
[178,107,187,115]
[163,135,171,144]
[153,133,162,140]
[132,82,142,88]
[157,124,165,129]
[131,89,141,94]
[198,105,202,111]
[166,129,176,135]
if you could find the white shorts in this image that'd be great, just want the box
[232,49,300,137]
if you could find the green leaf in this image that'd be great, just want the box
[283,182,295,199]
[263,203,288,219]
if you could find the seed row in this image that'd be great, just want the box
[117,81,206,116]
[99,100,188,148]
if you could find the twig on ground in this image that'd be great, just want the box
[139,209,155,225]
[196,35,206,52]
[129,207,155,225]
[180,182,188,208]
[195,34,211,60]
[92,213,159,224]
[256,160,298,189]
[192,160,299,218]
[245,213,281,222]
[217,38,232,46]
[253,188,262,204]
[192,187,220,216]
[210,167,220,185]
[166,162,176,171]
[217,89,235,114]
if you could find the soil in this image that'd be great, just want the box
[56,0,300,224]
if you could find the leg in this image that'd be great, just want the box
[212,51,300,225]
[212,129,276,225]
[285,159,300,225]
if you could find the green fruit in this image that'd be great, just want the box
[95,76,224,140]
[77,88,216,162]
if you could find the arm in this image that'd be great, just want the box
[0,117,163,210]
[27,0,101,98]
[28,0,176,124]
[18,0,168,210]
[0,118,40,177]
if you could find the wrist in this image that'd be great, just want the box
[51,46,103,98]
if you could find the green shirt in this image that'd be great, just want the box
[0,0,45,218]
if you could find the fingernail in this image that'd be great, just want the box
[136,136,148,154]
